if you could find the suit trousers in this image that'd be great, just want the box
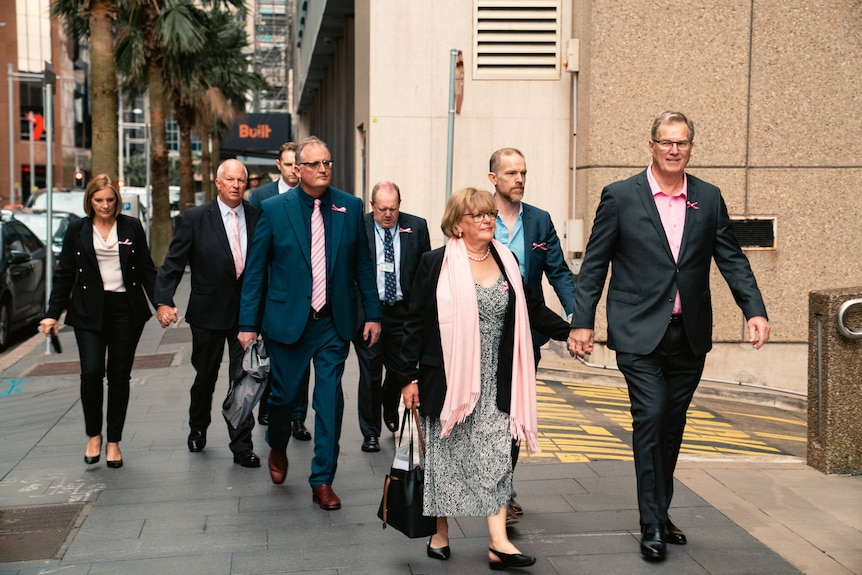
[265,315,350,488]
[74,292,144,443]
[189,324,254,454]
[259,366,310,421]
[615,320,706,526]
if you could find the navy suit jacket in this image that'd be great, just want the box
[154,199,259,331]
[248,180,280,209]
[239,186,381,344]
[572,169,767,356]
[47,214,156,330]
[362,211,431,303]
[516,202,576,345]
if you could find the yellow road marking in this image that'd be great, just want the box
[723,411,807,427]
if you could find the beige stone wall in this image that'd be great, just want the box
[574,0,862,353]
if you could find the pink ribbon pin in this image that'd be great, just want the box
[118,239,133,246]
[686,201,699,210]
[398,227,412,233]
[501,281,509,292]
[532,242,548,251]
[331,205,347,213]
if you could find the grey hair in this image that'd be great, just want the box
[651,111,695,142]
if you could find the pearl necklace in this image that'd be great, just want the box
[467,247,491,262]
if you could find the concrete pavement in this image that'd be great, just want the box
[0,275,859,574]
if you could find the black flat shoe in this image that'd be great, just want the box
[426,538,450,560]
[188,429,206,452]
[291,420,311,441]
[383,409,399,433]
[664,519,687,545]
[640,524,666,560]
[361,435,380,452]
[488,548,536,570]
[233,451,261,468]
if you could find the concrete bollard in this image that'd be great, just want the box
[807,288,862,475]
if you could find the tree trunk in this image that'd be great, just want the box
[176,101,195,213]
[147,59,171,266]
[211,134,221,202]
[88,0,118,178]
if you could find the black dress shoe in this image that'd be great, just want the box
[188,430,206,452]
[291,419,311,441]
[258,412,269,426]
[640,524,667,560]
[361,435,380,452]
[488,548,536,570]
[383,408,399,433]
[233,451,261,468]
[426,538,450,560]
[664,519,687,545]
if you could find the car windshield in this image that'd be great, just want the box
[12,213,68,243]
[29,192,86,217]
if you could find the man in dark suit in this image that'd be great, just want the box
[238,136,381,510]
[353,181,431,452]
[571,111,770,560]
[154,158,261,468]
[489,147,576,524]
[247,141,312,440]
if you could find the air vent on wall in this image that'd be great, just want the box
[474,0,561,79]
[729,217,776,250]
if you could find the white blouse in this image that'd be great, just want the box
[93,221,126,292]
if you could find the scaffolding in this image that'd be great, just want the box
[251,0,291,112]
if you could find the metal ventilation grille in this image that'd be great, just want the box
[730,217,776,250]
[474,0,561,79]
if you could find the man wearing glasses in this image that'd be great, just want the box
[571,111,770,560]
[488,147,576,525]
[238,137,381,511]
[353,181,431,453]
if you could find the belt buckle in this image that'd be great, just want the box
[312,308,321,320]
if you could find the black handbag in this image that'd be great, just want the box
[376,406,437,538]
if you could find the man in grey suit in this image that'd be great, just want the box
[489,147,576,524]
[353,181,431,452]
[571,111,770,560]
[247,141,311,441]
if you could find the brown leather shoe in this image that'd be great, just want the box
[268,448,288,484]
[312,484,341,510]
[505,503,521,526]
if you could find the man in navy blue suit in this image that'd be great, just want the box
[238,137,381,510]
[489,147,576,523]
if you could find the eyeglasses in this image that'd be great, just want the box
[222,177,247,185]
[652,139,692,151]
[463,210,499,222]
[298,160,334,170]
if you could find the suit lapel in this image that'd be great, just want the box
[80,217,98,269]
[634,171,676,263]
[677,177,697,262]
[520,205,534,275]
[205,201,233,262]
[116,217,131,275]
[328,191,346,272]
[285,190,312,268]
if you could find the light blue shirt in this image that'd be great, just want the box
[374,220,402,302]
[495,206,525,277]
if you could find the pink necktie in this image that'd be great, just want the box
[229,209,244,278]
[310,199,326,311]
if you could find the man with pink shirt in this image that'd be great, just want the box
[570,111,770,561]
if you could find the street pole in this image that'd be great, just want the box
[43,73,54,354]
[445,49,457,203]
[8,64,15,206]
[118,88,124,184]
[28,113,35,200]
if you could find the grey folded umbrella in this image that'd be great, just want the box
[222,337,269,429]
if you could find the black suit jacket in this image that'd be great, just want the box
[154,199,259,331]
[248,180,280,209]
[400,244,571,419]
[572,169,767,356]
[361,211,431,305]
[46,214,156,330]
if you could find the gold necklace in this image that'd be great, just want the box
[467,246,491,262]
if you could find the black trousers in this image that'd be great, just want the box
[615,320,706,526]
[353,301,407,438]
[189,324,254,454]
[75,291,144,443]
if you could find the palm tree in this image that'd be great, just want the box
[51,0,119,178]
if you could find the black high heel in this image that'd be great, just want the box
[426,538,450,560]
[106,443,123,468]
[84,436,101,465]
[488,548,536,570]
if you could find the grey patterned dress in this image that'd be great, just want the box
[422,273,512,517]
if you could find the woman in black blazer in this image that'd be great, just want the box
[40,174,157,468]
[401,188,576,570]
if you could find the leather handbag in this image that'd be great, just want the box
[376,406,437,538]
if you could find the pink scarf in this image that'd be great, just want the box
[436,238,539,453]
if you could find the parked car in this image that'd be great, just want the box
[6,209,80,265]
[0,213,47,350]
[26,188,86,217]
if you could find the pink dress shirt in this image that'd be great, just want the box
[646,164,687,315]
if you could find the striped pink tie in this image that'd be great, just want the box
[310,199,326,311]
[230,209,244,278]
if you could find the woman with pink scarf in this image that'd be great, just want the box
[401,187,576,570]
